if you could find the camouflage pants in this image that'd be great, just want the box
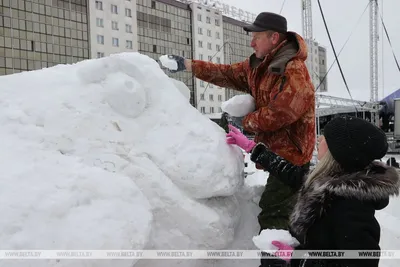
[258,174,298,232]
[258,174,300,267]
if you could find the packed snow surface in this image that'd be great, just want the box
[170,78,191,101]
[221,94,255,117]
[0,52,246,266]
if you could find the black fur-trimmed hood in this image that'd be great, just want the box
[290,161,400,240]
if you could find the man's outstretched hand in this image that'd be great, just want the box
[161,55,190,73]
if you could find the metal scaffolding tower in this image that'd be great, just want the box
[370,0,379,102]
[301,0,314,74]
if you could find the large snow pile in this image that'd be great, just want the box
[0,52,246,266]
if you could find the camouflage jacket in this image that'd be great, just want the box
[192,32,315,166]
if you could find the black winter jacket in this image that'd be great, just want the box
[250,143,400,267]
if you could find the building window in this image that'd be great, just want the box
[200,81,205,87]
[207,43,211,50]
[216,45,220,51]
[200,107,205,113]
[97,52,104,58]
[126,24,132,33]
[197,14,202,21]
[210,107,214,113]
[95,1,103,10]
[218,107,222,112]
[215,19,220,26]
[112,21,119,30]
[198,41,203,47]
[112,37,119,47]
[216,57,221,63]
[96,18,104,27]
[97,35,104,44]
[216,32,220,39]
[218,95,222,101]
[126,40,133,49]
[153,45,157,52]
[200,94,205,100]
[206,17,211,24]
[111,4,118,14]
[208,55,212,61]
[199,54,203,60]
[125,8,132,17]
[209,94,214,101]
[151,1,156,8]
[198,27,202,35]
[207,29,211,37]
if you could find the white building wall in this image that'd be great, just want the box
[88,0,138,59]
[190,3,225,114]
[318,46,328,92]
[311,41,320,89]
[305,39,327,92]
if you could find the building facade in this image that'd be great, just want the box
[136,0,195,105]
[222,15,253,100]
[190,2,225,114]
[305,39,328,93]
[318,45,327,92]
[0,0,90,75]
[89,0,138,58]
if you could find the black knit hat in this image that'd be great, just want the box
[243,12,287,33]
[323,116,388,171]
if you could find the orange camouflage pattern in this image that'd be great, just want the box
[192,32,315,166]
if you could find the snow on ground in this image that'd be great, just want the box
[0,52,252,267]
[375,154,400,267]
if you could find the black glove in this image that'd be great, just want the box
[166,55,186,73]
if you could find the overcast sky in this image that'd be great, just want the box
[222,0,400,102]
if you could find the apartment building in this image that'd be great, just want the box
[222,15,253,100]
[190,2,225,114]
[89,0,138,58]
[305,39,328,93]
[136,0,195,105]
[0,0,90,75]
[318,45,327,92]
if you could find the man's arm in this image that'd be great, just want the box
[250,142,308,190]
[242,60,314,133]
[185,59,249,93]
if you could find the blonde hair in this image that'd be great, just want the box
[304,150,343,188]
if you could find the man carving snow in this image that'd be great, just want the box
[163,12,315,234]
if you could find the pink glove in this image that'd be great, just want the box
[271,240,294,263]
[226,125,256,153]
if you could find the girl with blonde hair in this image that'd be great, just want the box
[227,115,400,267]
